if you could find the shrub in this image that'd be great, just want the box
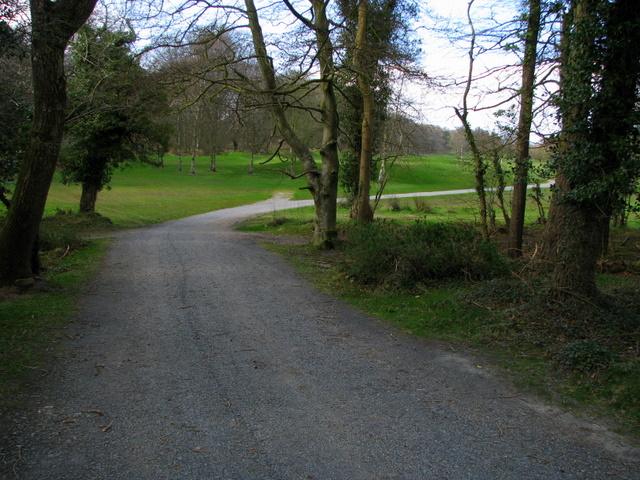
[556,340,617,373]
[343,221,510,290]
[414,199,435,213]
[387,199,403,211]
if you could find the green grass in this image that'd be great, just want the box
[45,152,313,226]
[375,155,474,194]
[0,239,109,408]
[43,152,483,226]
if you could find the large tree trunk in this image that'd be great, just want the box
[541,0,640,300]
[548,207,604,300]
[245,0,339,248]
[508,0,541,258]
[542,173,604,300]
[0,0,98,285]
[79,182,99,213]
[350,0,374,223]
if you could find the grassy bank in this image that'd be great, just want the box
[0,233,109,408]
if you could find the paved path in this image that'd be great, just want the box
[268,183,556,211]
[1,194,638,480]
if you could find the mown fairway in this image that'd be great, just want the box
[45,152,311,226]
[45,152,555,227]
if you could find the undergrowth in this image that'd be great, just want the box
[343,221,510,289]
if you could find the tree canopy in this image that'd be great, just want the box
[62,24,171,213]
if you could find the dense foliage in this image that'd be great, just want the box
[343,221,509,290]
[0,21,30,208]
[61,25,171,212]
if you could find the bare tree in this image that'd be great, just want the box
[508,0,542,258]
[244,0,340,248]
[454,0,491,240]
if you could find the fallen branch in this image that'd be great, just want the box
[252,360,274,367]
[498,393,523,399]
[82,409,105,416]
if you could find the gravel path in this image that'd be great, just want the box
[1,196,639,479]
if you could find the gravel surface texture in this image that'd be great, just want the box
[1,196,639,479]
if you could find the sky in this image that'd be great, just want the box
[121,0,527,132]
[412,0,524,131]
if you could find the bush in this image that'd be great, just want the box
[343,221,510,290]
[414,199,435,213]
[556,340,617,373]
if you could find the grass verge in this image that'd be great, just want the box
[0,218,110,410]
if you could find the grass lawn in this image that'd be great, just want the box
[44,152,494,226]
[44,152,313,226]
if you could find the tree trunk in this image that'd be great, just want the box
[79,182,99,213]
[350,0,374,223]
[309,0,340,248]
[541,0,640,300]
[508,0,541,258]
[455,109,490,241]
[545,192,605,300]
[456,1,489,241]
[490,150,510,228]
[0,0,97,285]
[377,157,386,185]
[245,0,339,248]
[189,153,196,175]
[210,150,216,172]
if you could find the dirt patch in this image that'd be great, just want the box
[0,278,55,304]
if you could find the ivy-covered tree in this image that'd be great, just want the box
[337,0,419,222]
[62,24,171,213]
[541,0,640,299]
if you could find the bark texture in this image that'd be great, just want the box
[350,0,374,223]
[508,0,541,258]
[541,0,640,299]
[0,0,98,285]
[79,183,99,213]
